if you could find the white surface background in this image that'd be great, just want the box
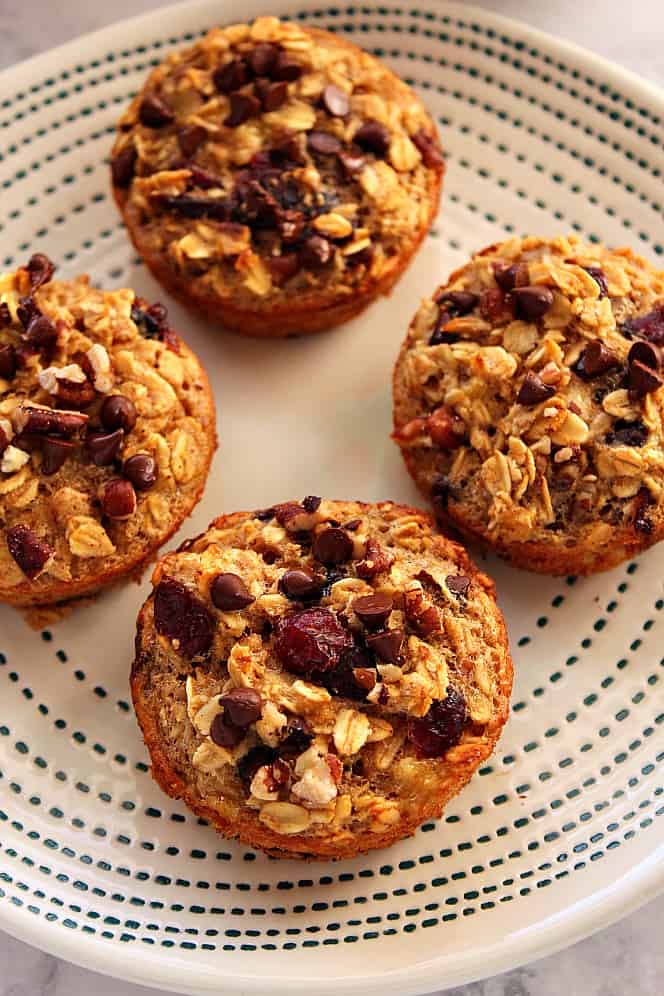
[0,1,663,993]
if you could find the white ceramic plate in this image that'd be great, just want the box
[0,1,663,993]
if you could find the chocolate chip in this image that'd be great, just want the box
[102,478,136,519]
[139,94,175,128]
[26,253,55,290]
[313,527,353,565]
[411,128,444,168]
[0,302,11,327]
[257,79,288,112]
[512,285,554,321]
[279,568,323,601]
[17,405,88,437]
[153,577,214,658]
[111,144,137,187]
[575,339,620,379]
[352,593,393,630]
[177,124,207,158]
[6,524,53,579]
[100,394,137,433]
[0,423,9,453]
[628,340,661,371]
[0,343,17,380]
[431,475,452,511]
[210,712,245,748]
[272,52,302,81]
[517,370,556,406]
[225,92,261,127]
[41,437,75,475]
[584,266,609,298]
[220,687,262,727]
[299,235,333,269]
[322,84,349,117]
[249,43,279,77]
[446,574,470,596]
[123,453,158,491]
[302,495,321,513]
[24,314,58,355]
[307,130,342,156]
[437,290,478,316]
[366,628,404,663]
[213,58,249,93]
[268,253,300,284]
[493,261,529,292]
[210,572,255,611]
[353,119,390,157]
[338,147,366,175]
[17,296,39,329]
[85,428,124,466]
[629,359,663,399]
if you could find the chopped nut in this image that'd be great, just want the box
[1,444,30,474]
[86,344,113,393]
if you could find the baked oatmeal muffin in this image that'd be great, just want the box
[393,235,664,575]
[0,254,216,607]
[110,16,444,338]
[132,498,511,859]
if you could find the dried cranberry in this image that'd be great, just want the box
[153,577,214,658]
[0,302,10,327]
[622,304,664,344]
[177,124,207,158]
[407,688,467,757]
[157,194,229,220]
[632,486,654,534]
[274,607,351,675]
[6,524,53,579]
[606,419,648,447]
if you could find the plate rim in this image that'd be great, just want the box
[1,0,663,992]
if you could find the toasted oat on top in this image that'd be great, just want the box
[0,254,216,608]
[110,16,444,338]
[393,235,664,575]
[131,498,511,859]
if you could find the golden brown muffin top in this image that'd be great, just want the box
[134,499,510,846]
[0,254,214,602]
[111,16,443,307]
[394,235,664,552]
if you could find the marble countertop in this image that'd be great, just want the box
[0,0,663,993]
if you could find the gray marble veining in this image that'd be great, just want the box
[0,0,662,993]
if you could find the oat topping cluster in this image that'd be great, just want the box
[135,500,509,850]
[0,254,214,600]
[393,236,664,562]
[111,16,443,304]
